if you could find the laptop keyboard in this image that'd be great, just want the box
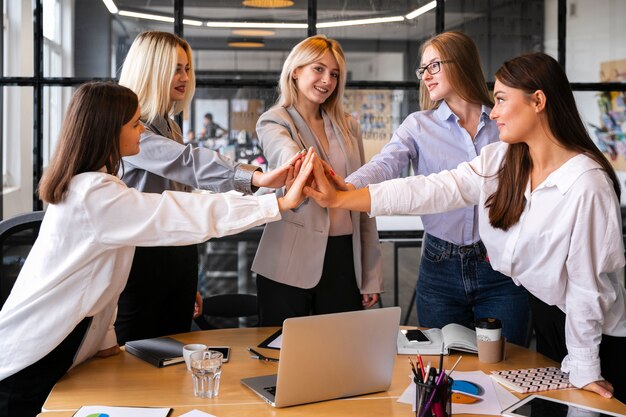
[264,386,277,396]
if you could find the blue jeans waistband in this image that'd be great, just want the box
[425,234,486,257]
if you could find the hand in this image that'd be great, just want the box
[193,291,203,319]
[583,380,614,398]
[95,345,120,358]
[362,293,379,309]
[303,156,339,208]
[284,155,304,193]
[252,150,306,189]
[319,159,355,191]
[277,148,316,211]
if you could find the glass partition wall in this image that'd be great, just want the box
[2,0,626,218]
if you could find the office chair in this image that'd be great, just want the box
[0,210,45,309]
[193,293,258,330]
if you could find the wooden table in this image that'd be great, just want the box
[40,327,626,417]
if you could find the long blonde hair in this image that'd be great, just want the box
[418,31,492,110]
[119,31,195,124]
[276,35,353,147]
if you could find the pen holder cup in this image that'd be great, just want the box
[414,376,453,417]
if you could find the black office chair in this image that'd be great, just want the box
[0,210,45,309]
[193,293,258,330]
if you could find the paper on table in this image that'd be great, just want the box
[268,334,282,349]
[397,370,519,416]
[179,410,218,417]
[73,405,170,417]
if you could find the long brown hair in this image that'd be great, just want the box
[419,31,493,110]
[486,52,620,230]
[39,82,138,204]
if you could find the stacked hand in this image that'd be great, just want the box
[252,150,308,189]
[277,148,317,211]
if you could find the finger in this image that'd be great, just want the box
[293,158,302,175]
[292,154,315,188]
[285,149,305,167]
[584,381,613,398]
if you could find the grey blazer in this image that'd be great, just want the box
[251,106,383,293]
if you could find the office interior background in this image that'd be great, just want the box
[1,0,625,324]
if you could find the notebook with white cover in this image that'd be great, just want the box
[397,323,478,355]
[241,307,401,408]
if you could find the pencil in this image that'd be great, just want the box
[448,355,463,376]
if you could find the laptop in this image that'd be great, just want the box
[241,307,401,408]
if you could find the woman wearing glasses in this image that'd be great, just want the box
[331,31,530,345]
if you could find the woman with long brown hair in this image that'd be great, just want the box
[0,82,313,417]
[307,52,626,401]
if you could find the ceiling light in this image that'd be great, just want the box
[228,39,265,48]
[183,19,203,26]
[101,0,118,14]
[242,0,294,8]
[232,29,276,37]
[316,15,405,29]
[118,10,174,23]
[405,1,437,20]
[207,21,307,29]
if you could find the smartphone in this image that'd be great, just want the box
[402,329,431,344]
[208,346,231,363]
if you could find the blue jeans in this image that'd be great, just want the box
[416,234,530,346]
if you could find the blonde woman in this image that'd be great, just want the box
[116,31,299,344]
[331,31,530,346]
[251,35,383,325]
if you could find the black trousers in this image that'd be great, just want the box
[257,235,363,326]
[0,317,91,417]
[530,294,626,402]
[115,245,198,345]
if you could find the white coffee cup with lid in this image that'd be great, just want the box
[475,317,502,342]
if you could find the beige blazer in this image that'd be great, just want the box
[251,106,383,293]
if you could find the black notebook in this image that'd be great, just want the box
[124,336,185,368]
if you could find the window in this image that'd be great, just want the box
[1,0,626,219]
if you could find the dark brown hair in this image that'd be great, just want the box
[38,82,138,204]
[486,52,620,230]
[419,31,493,110]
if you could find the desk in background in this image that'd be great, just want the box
[41,327,626,417]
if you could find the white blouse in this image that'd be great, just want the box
[0,171,280,381]
[369,142,626,388]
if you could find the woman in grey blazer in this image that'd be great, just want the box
[252,35,383,325]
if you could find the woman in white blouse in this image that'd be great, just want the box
[307,52,626,401]
[0,82,313,417]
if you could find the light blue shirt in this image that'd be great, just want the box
[346,101,499,245]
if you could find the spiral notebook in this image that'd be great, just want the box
[490,366,573,393]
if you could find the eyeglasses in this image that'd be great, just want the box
[416,60,452,80]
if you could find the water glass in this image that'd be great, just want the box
[190,350,223,398]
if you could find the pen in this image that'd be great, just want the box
[438,343,444,373]
[416,353,425,379]
[247,347,279,362]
